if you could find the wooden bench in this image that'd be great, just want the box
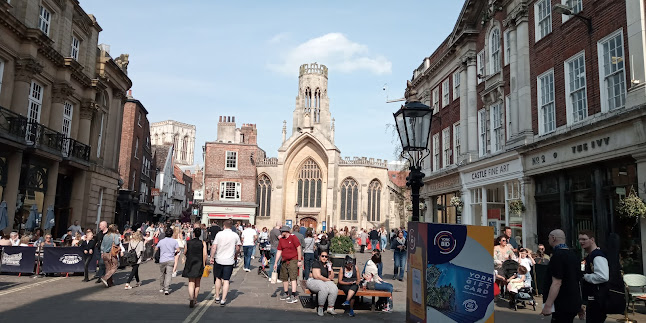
[301,285,392,312]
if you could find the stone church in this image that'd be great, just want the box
[254,63,394,232]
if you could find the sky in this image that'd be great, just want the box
[80,0,464,165]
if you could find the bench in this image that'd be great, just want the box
[301,285,392,312]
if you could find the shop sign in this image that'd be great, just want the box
[151,188,160,197]
[463,158,522,186]
[427,175,460,191]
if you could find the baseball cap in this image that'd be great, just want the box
[280,225,291,232]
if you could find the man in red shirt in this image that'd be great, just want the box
[274,225,302,304]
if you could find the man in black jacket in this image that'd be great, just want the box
[208,223,221,250]
[369,227,379,251]
[579,230,609,323]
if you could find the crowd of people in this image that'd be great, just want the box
[0,219,410,317]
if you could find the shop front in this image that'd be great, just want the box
[523,116,646,274]
[460,153,527,244]
[201,205,256,226]
[421,172,462,224]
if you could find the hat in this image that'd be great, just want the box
[280,225,291,232]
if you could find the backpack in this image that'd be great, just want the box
[126,242,141,265]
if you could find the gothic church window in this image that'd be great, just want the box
[257,175,272,217]
[297,158,322,208]
[314,88,321,123]
[367,180,381,222]
[340,178,358,221]
[304,87,312,112]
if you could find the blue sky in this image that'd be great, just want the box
[81,1,464,165]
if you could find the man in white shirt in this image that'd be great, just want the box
[241,223,258,272]
[210,220,241,306]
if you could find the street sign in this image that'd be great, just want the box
[151,188,160,196]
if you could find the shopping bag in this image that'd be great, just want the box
[202,265,212,278]
[271,271,278,283]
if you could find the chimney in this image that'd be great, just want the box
[219,116,222,122]
[232,116,236,123]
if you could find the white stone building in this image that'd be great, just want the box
[254,63,395,232]
[150,120,196,166]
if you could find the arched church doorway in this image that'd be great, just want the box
[300,217,317,231]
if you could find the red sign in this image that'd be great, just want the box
[208,214,250,219]
[151,188,160,197]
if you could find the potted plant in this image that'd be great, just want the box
[617,188,646,218]
[329,235,355,268]
[509,199,525,216]
[450,196,463,212]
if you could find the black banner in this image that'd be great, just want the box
[42,247,85,273]
[1,246,37,273]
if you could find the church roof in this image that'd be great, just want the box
[388,170,409,188]
[174,165,185,185]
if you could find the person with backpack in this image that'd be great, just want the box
[579,230,614,323]
[124,231,145,289]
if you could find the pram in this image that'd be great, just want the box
[501,259,536,311]
[257,238,271,278]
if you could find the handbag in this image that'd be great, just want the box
[108,235,120,257]
[203,265,212,277]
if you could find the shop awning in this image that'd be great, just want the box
[208,214,250,220]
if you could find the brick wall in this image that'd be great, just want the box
[528,0,629,134]
[204,142,262,203]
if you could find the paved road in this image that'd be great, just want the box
[0,248,644,322]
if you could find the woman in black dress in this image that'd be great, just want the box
[183,228,207,308]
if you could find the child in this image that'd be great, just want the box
[506,265,528,294]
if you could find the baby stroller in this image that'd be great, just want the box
[501,259,536,311]
[257,237,271,278]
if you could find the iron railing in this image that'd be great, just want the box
[0,106,91,162]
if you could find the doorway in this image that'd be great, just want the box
[300,217,317,231]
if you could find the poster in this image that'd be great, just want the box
[42,247,85,273]
[1,246,37,273]
[407,222,494,323]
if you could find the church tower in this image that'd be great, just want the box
[292,63,332,141]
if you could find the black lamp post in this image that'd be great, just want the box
[393,81,433,222]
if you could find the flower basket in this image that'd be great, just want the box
[450,196,463,208]
[509,199,525,216]
[617,188,646,218]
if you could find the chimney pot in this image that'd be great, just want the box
[232,116,236,122]
[219,116,222,122]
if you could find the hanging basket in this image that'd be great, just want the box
[617,188,646,218]
[509,200,525,216]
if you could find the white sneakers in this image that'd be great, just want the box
[317,307,324,316]
[244,268,250,272]
[326,308,337,315]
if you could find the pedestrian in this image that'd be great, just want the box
[338,255,360,317]
[124,231,145,290]
[302,230,316,280]
[94,221,108,283]
[540,229,582,322]
[392,231,407,281]
[100,224,121,288]
[80,230,95,282]
[258,227,269,263]
[535,244,551,265]
[579,230,609,323]
[183,227,207,308]
[274,225,302,304]
[380,227,388,252]
[156,227,180,295]
[268,222,282,283]
[10,231,20,246]
[306,251,338,316]
[172,227,186,277]
[210,220,241,306]
[241,223,257,272]
[68,220,82,236]
[359,229,368,253]
[369,227,379,251]
[504,226,519,252]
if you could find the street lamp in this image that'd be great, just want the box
[393,80,433,222]
[553,3,592,33]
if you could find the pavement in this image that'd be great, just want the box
[1,247,645,322]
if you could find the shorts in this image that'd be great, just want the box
[214,263,234,280]
[279,259,299,281]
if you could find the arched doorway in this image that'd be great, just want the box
[300,217,317,231]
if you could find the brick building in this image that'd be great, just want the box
[407,0,646,274]
[202,117,265,225]
[117,91,154,228]
[0,0,131,235]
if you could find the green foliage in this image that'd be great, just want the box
[330,235,355,254]
[617,188,646,218]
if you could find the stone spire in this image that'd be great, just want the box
[282,120,287,143]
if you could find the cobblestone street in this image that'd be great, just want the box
[1,249,645,322]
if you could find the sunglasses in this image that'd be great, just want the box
[320,255,329,258]
[500,239,507,242]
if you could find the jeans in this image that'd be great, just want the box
[381,237,387,251]
[127,264,140,283]
[393,251,407,280]
[268,249,281,275]
[159,260,174,291]
[377,262,383,278]
[306,279,338,306]
[303,253,315,280]
[374,281,393,293]
[371,239,379,251]
[243,245,253,269]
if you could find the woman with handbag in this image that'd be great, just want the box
[100,224,121,288]
[392,231,407,281]
[124,231,145,290]
[182,227,207,308]
[363,251,394,312]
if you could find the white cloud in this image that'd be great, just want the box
[268,32,290,44]
[267,33,392,76]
